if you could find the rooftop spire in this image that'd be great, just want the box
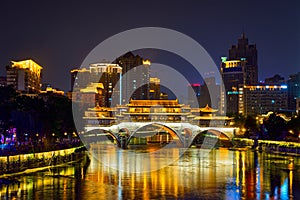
[241,32,246,39]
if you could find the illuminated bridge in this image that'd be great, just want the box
[83,122,237,149]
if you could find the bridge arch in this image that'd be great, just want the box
[118,128,131,137]
[83,128,120,146]
[192,129,233,147]
[183,128,192,137]
[126,122,184,145]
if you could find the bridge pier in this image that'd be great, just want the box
[120,135,128,149]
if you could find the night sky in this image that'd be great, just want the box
[0,0,299,92]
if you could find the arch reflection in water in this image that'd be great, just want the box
[0,149,300,199]
[87,123,187,173]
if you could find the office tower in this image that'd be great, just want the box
[220,59,246,114]
[187,84,201,108]
[221,33,258,114]
[71,63,122,107]
[287,72,300,111]
[229,33,258,85]
[296,98,300,114]
[243,84,288,115]
[71,68,91,91]
[149,77,161,100]
[199,77,220,108]
[6,59,42,93]
[90,63,122,107]
[115,52,150,102]
[0,76,6,87]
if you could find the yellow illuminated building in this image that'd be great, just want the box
[119,99,190,122]
[223,60,244,68]
[40,86,65,96]
[6,59,43,93]
[192,104,233,127]
[142,59,151,65]
[84,100,233,127]
[11,60,42,76]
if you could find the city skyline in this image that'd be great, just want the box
[0,1,299,92]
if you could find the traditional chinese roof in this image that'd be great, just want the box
[199,104,218,113]
[88,104,116,112]
[127,99,182,107]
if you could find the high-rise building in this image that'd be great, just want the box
[220,59,246,114]
[296,98,300,114]
[199,77,220,108]
[115,52,150,102]
[187,84,201,108]
[71,68,91,91]
[6,59,42,93]
[0,76,6,87]
[149,77,161,100]
[221,33,258,115]
[90,63,122,107]
[287,72,300,111]
[71,63,122,107]
[229,33,258,85]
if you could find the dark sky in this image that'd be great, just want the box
[0,0,299,92]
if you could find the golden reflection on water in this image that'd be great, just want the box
[0,148,299,199]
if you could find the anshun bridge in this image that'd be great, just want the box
[81,99,237,149]
[84,122,236,149]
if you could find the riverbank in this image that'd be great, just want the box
[0,146,86,176]
[233,138,300,156]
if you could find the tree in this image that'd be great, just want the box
[263,113,287,140]
[0,86,18,137]
[232,113,246,128]
[244,115,259,138]
[287,114,300,139]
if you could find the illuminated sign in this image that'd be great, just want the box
[221,57,227,62]
[227,91,239,95]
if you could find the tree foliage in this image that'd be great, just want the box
[0,86,76,141]
[263,113,287,140]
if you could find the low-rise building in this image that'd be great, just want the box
[242,84,288,115]
[6,59,42,93]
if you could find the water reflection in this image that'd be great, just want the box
[0,148,300,199]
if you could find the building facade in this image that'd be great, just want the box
[220,59,246,114]
[221,33,258,115]
[149,77,161,100]
[242,85,288,116]
[0,76,6,87]
[296,98,300,114]
[6,59,42,93]
[118,99,190,123]
[287,72,300,111]
[228,33,258,85]
[115,52,150,102]
[199,77,220,109]
[187,83,201,108]
[71,63,122,107]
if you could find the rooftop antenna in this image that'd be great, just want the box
[242,26,246,39]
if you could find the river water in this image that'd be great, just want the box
[1,147,300,200]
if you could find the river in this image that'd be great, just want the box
[1,147,300,199]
